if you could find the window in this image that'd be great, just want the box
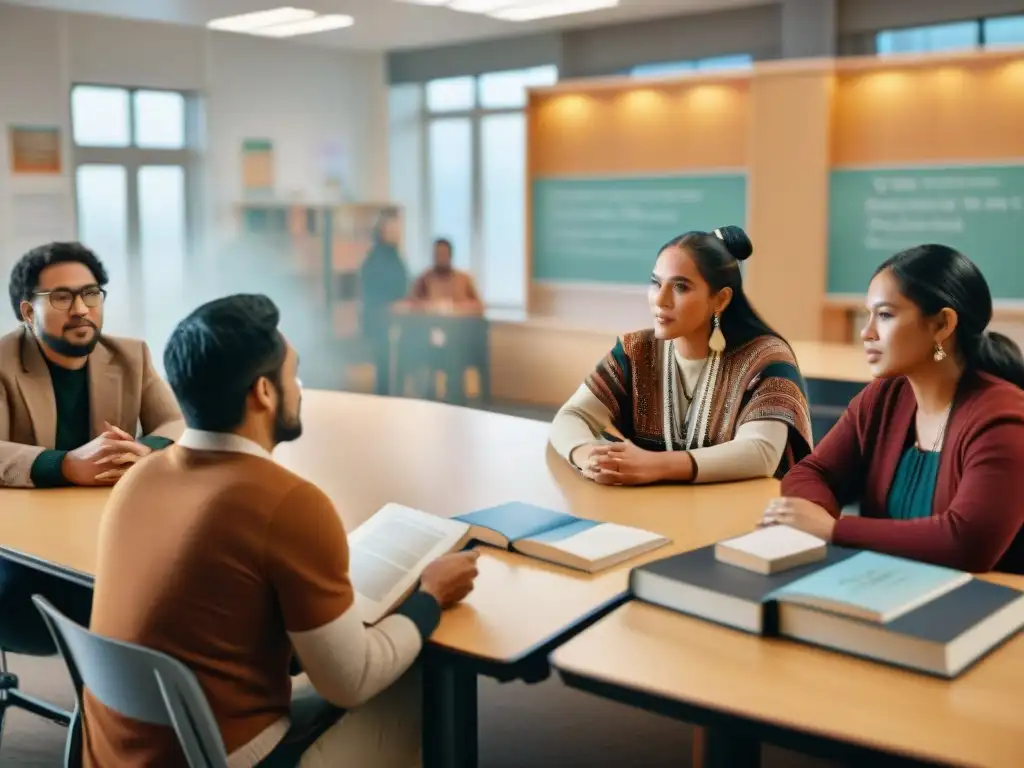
[71,85,197,363]
[480,113,526,306]
[478,64,558,108]
[876,16,1024,55]
[71,86,131,147]
[876,21,979,54]
[984,15,1024,46]
[402,64,557,308]
[428,119,473,271]
[133,91,186,149]
[630,54,753,77]
[425,76,476,112]
[696,54,754,71]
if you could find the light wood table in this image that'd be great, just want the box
[552,574,1024,768]
[789,340,872,385]
[0,389,781,768]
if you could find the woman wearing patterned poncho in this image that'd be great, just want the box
[549,225,813,486]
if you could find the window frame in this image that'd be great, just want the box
[418,65,557,309]
[873,14,1024,55]
[69,82,203,340]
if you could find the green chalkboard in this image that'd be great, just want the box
[532,174,747,284]
[829,165,1024,298]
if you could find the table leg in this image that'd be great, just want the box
[700,726,760,768]
[423,655,478,768]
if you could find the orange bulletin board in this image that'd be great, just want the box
[9,125,61,174]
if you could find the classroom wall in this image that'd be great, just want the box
[514,48,1024,405]
[0,3,388,335]
[527,75,750,327]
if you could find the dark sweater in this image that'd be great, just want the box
[781,372,1024,573]
[29,358,171,488]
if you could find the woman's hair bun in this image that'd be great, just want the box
[715,225,753,261]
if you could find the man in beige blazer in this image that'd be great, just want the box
[0,242,185,667]
[1,242,183,489]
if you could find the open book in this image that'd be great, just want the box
[348,502,669,624]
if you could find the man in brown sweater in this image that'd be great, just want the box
[85,293,479,767]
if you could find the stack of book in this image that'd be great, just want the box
[629,525,1024,678]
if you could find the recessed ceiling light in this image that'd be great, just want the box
[489,0,619,21]
[206,7,315,33]
[449,0,516,12]
[251,14,355,37]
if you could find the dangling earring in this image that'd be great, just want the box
[709,313,726,353]
[933,342,947,362]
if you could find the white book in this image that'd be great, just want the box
[714,525,827,575]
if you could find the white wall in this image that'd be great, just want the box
[0,3,389,335]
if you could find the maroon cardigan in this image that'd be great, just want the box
[781,371,1024,574]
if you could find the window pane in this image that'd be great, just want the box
[478,65,558,109]
[985,15,1024,46]
[138,166,187,366]
[134,90,186,149]
[481,114,526,307]
[877,21,979,54]
[426,76,475,112]
[631,60,698,77]
[76,165,130,333]
[696,54,753,71]
[428,118,472,271]
[72,86,130,147]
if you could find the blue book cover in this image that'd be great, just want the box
[454,502,582,543]
[769,551,972,622]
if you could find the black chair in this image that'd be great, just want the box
[0,563,83,752]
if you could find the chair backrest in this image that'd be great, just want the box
[31,595,229,768]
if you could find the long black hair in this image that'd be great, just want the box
[659,225,783,350]
[875,244,1024,389]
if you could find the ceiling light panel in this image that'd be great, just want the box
[207,7,354,37]
[490,0,620,21]
[395,0,621,21]
[206,7,315,32]
[251,14,355,36]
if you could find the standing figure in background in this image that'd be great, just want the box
[358,210,408,395]
[409,238,483,313]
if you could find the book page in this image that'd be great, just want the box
[721,525,825,560]
[545,523,664,562]
[348,504,467,605]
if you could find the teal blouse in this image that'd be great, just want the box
[886,446,941,520]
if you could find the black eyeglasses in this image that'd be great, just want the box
[34,286,107,312]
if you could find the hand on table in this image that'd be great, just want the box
[419,550,480,608]
[759,497,837,541]
[579,440,666,486]
[61,422,153,486]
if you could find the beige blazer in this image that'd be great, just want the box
[0,327,184,487]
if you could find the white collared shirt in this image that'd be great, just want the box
[176,429,273,460]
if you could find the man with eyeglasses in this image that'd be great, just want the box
[0,241,184,681]
[0,241,183,488]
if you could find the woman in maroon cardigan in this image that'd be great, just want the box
[762,244,1024,573]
